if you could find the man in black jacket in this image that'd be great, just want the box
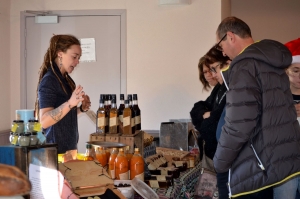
[213,16,300,199]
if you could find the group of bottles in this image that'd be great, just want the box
[108,147,144,181]
[96,94,141,135]
[83,144,144,181]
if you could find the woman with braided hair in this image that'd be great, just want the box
[36,34,91,154]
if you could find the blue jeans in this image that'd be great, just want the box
[273,176,300,199]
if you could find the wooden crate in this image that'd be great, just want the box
[105,133,121,143]
[119,131,144,155]
[89,133,105,142]
[89,131,144,155]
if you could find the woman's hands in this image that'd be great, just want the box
[68,85,85,108]
[203,111,211,119]
[81,95,91,112]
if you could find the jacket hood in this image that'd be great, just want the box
[230,39,292,69]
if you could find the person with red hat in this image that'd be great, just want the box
[273,38,300,199]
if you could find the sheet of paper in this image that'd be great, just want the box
[80,38,96,62]
[29,164,64,199]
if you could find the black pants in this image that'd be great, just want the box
[217,172,273,199]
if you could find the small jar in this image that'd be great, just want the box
[9,132,14,144]
[26,119,39,132]
[11,120,24,134]
[30,132,38,146]
[18,133,30,146]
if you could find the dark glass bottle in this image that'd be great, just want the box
[96,94,106,134]
[133,94,141,131]
[123,100,132,134]
[127,94,135,134]
[109,98,119,134]
[118,94,125,134]
[104,95,110,133]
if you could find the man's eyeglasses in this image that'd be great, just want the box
[210,64,221,74]
[215,34,227,51]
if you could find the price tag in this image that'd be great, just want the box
[11,136,18,145]
[34,123,42,132]
[11,124,18,133]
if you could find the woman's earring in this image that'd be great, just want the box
[59,57,62,68]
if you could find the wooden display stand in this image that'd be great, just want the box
[89,131,144,155]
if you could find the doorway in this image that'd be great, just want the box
[20,10,127,152]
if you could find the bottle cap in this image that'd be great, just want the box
[135,148,139,152]
[127,94,132,101]
[124,100,129,104]
[133,94,138,100]
[120,94,124,100]
[119,148,124,152]
[86,143,92,149]
[108,95,112,100]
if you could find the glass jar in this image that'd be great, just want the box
[11,120,24,134]
[26,119,40,132]
[30,132,38,146]
[18,133,30,146]
[9,132,14,144]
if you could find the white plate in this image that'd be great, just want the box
[131,177,159,199]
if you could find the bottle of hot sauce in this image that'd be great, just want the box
[115,148,129,180]
[130,148,144,181]
[95,146,107,167]
[108,148,118,179]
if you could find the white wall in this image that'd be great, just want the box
[9,0,221,132]
[0,0,11,130]
[231,0,300,43]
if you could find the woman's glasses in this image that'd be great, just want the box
[210,64,221,73]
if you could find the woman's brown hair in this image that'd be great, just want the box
[35,34,80,118]
[198,56,211,91]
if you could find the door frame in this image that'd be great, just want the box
[20,9,127,109]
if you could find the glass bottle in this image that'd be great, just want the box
[125,146,133,162]
[109,98,119,134]
[118,94,125,134]
[130,148,144,181]
[122,100,132,134]
[127,94,136,134]
[96,94,106,134]
[108,148,118,179]
[115,148,129,180]
[104,95,109,133]
[133,94,141,131]
[84,143,94,161]
[96,146,107,167]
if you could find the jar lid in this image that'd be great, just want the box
[24,133,31,136]
[31,132,37,135]
[13,120,24,123]
[19,133,25,136]
[28,119,39,122]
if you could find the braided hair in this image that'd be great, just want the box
[35,34,80,119]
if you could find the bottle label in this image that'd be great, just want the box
[123,116,130,126]
[11,124,18,133]
[119,115,123,123]
[109,117,117,126]
[12,136,18,145]
[33,122,42,132]
[110,169,115,179]
[135,172,144,181]
[119,171,129,180]
[156,175,166,181]
[160,169,168,175]
[149,180,160,188]
[131,118,135,127]
[97,117,105,127]
[135,115,141,125]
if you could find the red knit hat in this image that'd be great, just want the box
[285,38,300,64]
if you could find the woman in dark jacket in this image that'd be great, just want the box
[190,46,230,159]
